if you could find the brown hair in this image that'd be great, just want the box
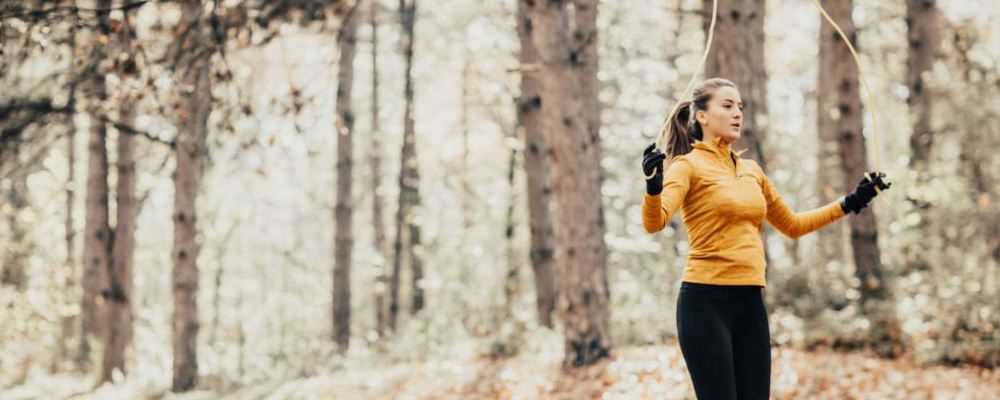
[659,78,737,159]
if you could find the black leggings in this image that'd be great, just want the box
[676,282,771,400]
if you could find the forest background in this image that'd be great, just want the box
[2,0,1000,398]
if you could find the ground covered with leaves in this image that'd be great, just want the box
[369,344,1000,400]
[6,340,999,399]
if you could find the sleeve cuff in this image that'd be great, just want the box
[644,193,662,205]
[835,197,849,216]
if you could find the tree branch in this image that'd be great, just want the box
[0,99,175,149]
[0,1,160,21]
[99,115,175,149]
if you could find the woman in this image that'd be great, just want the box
[641,78,890,400]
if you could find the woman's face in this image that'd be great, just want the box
[695,86,743,144]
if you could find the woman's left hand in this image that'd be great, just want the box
[840,172,891,214]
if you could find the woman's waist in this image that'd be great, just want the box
[679,281,764,298]
[686,243,765,261]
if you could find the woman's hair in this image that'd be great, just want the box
[660,78,738,159]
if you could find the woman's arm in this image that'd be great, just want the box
[761,171,845,239]
[642,159,693,233]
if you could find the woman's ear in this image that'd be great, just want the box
[695,109,707,125]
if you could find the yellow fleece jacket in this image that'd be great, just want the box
[642,137,845,286]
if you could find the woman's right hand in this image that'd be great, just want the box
[643,143,666,195]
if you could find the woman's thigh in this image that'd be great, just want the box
[676,284,737,400]
[732,289,771,400]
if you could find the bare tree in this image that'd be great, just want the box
[56,2,81,373]
[78,0,113,370]
[333,2,359,351]
[816,2,849,270]
[906,0,942,173]
[389,0,423,329]
[515,0,556,329]
[901,0,944,276]
[503,128,519,316]
[401,0,424,316]
[58,97,78,374]
[369,0,389,338]
[172,0,213,391]
[101,10,139,382]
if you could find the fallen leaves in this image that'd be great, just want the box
[362,342,1000,400]
[10,342,998,399]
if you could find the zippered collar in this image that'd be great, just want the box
[692,136,736,161]
[692,136,750,176]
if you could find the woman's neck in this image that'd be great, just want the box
[702,132,732,145]
[702,132,730,146]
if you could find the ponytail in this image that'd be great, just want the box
[653,77,734,159]
[659,100,701,159]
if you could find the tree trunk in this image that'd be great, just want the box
[574,0,599,144]
[172,0,211,391]
[573,0,610,311]
[58,110,78,373]
[389,0,422,329]
[78,0,113,370]
[498,123,525,355]
[819,0,901,357]
[516,0,556,329]
[389,179,403,333]
[369,0,389,339]
[816,1,849,270]
[402,0,424,316]
[236,290,246,379]
[79,111,110,371]
[820,0,881,299]
[333,7,358,352]
[906,0,942,173]
[56,4,81,372]
[902,0,943,276]
[2,163,29,290]
[100,12,139,383]
[459,46,473,295]
[529,0,611,368]
[503,137,519,313]
[102,104,136,383]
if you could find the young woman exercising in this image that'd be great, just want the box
[641,78,890,399]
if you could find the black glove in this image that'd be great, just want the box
[841,172,891,214]
[643,143,666,195]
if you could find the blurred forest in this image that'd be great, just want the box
[1,0,999,399]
